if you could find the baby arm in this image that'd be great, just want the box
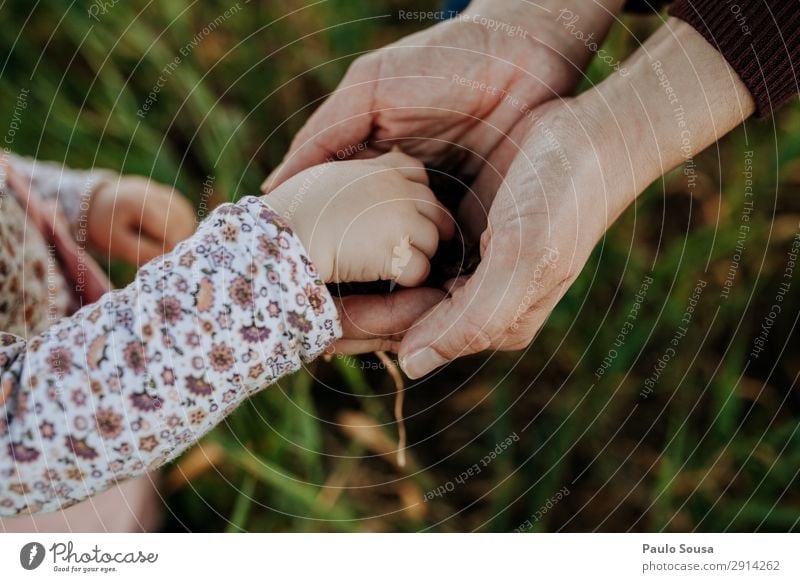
[8,154,114,240]
[8,154,195,265]
[0,196,338,516]
[0,150,450,516]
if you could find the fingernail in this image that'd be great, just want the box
[401,348,447,379]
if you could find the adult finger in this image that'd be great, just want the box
[331,338,401,355]
[443,275,469,295]
[262,54,381,192]
[332,287,445,354]
[398,233,562,379]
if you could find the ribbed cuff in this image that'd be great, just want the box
[670,0,800,117]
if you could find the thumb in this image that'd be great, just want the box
[262,55,380,193]
[398,232,552,379]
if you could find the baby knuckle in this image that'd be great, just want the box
[415,222,439,256]
[413,186,437,204]
[397,153,425,170]
[396,207,423,230]
[403,259,430,286]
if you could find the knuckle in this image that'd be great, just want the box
[401,257,429,286]
[414,221,439,257]
[521,246,565,294]
[395,207,422,231]
[386,168,408,186]
[500,333,535,352]
[347,53,378,79]
[449,315,493,355]
[414,185,437,203]
[375,339,398,353]
[398,152,425,170]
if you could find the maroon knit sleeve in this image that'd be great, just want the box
[668,0,800,117]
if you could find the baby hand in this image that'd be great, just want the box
[266,151,454,284]
[88,176,196,266]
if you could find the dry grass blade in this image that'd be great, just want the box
[375,350,406,468]
[317,455,360,509]
[163,440,225,494]
[337,410,410,471]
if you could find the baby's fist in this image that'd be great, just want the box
[267,151,454,285]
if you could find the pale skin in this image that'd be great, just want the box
[264,0,625,359]
[263,0,624,187]
[104,1,754,378]
[89,152,454,281]
[87,154,453,357]
[267,151,456,356]
[265,1,757,378]
[88,175,196,266]
[267,151,454,285]
[399,18,756,378]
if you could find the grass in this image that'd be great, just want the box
[2,1,799,532]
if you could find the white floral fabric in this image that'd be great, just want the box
[0,169,341,516]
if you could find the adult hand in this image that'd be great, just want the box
[398,18,756,379]
[260,0,623,357]
[332,288,446,355]
[263,0,623,192]
[398,101,611,377]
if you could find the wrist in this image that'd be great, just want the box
[515,98,636,232]
[261,189,332,282]
[576,17,755,205]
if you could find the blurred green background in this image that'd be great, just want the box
[2,0,799,532]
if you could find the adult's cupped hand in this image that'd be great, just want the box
[263,0,620,369]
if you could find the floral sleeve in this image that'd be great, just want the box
[0,196,341,516]
[7,154,116,239]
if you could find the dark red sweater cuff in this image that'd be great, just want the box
[669,0,800,117]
